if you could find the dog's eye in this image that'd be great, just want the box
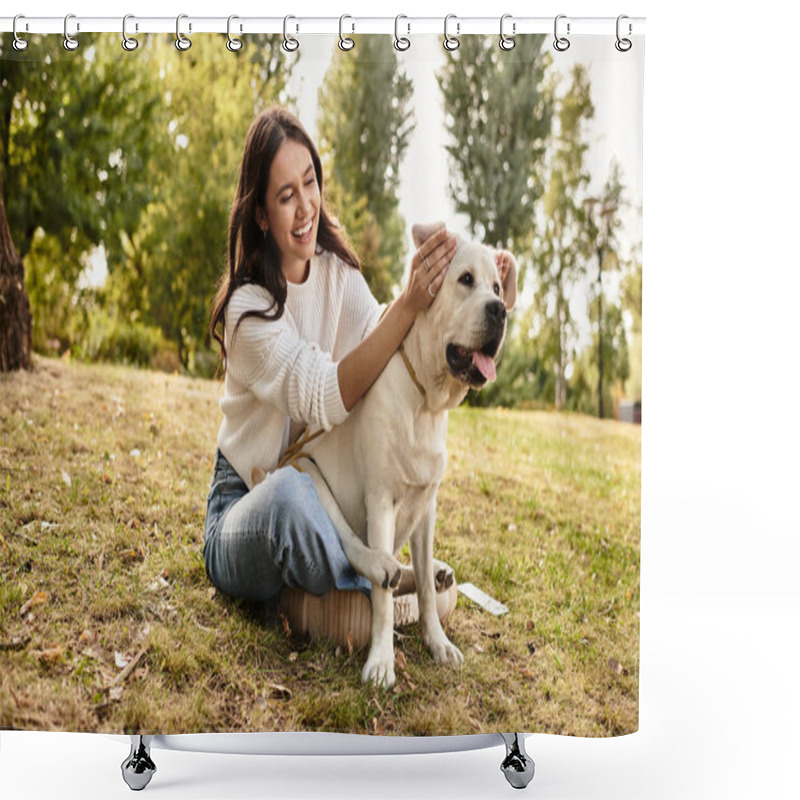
[458,272,474,288]
[493,282,501,296]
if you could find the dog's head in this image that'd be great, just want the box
[411,222,517,396]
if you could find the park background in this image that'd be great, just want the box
[2,1,799,800]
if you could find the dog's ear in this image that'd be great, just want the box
[496,250,518,310]
[411,222,446,249]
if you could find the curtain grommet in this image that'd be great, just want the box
[175,13,192,51]
[338,15,355,51]
[12,14,29,51]
[282,15,299,52]
[444,14,460,51]
[553,14,570,52]
[63,13,79,51]
[122,14,139,51]
[499,14,515,51]
[394,15,411,51]
[227,15,243,52]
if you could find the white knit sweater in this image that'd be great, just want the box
[217,250,382,488]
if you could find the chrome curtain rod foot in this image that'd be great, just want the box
[121,735,157,791]
[499,733,535,789]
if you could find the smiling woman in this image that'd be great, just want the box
[203,106,456,639]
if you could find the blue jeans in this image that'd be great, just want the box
[203,450,370,603]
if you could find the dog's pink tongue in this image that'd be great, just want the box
[472,351,496,382]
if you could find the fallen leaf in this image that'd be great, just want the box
[108,647,147,687]
[266,683,292,701]
[474,643,485,654]
[115,651,130,669]
[395,651,407,671]
[288,652,299,662]
[526,620,535,631]
[108,686,124,702]
[19,591,48,617]
[206,587,217,600]
[279,614,291,638]
[346,631,354,657]
[61,469,72,488]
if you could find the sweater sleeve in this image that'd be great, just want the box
[225,286,348,431]
[333,266,385,359]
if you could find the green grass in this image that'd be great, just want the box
[1,356,640,736]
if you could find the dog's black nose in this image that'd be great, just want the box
[485,300,506,327]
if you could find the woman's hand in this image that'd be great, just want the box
[401,227,457,314]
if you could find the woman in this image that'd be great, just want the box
[203,107,455,612]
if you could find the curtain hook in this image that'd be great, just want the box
[63,13,79,51]
[12,14,29,51]
[499,14,516,51]
[339,15,355,51]
[122,14,139,51]
[615,15,632,52]
[394,14,411,51]
[282,15,299,52]
[553,14,570,52]
[444,14,460,51]
[227,15,243,52]
[175,13,192,51]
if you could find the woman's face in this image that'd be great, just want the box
[259,139,321,283]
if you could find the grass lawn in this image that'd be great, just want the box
[1,356,639,736]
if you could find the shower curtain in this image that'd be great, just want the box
[1,21,643,741]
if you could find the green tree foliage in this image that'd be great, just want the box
[528,64,595,409]
[317,36,414,302]
[2,33,291,373]
[621,246,642,401]
[119,34,290,372]
[1,35,161,273]
[436,34,552,251]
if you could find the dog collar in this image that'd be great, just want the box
[399,344,426,398]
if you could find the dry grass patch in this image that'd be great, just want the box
[1,356,639,736]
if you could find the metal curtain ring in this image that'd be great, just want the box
[12,14,29,51]
[339,15,355,51]
[394,15,411,51]
[283,16,299,52]
[227,15,243,52]
[175,14,192,51]
[615,14,632,52]
[553,14,570,52]
[122,14,139,51]
[63,13,79,51]
[444,14,460,51]
[500,14,516,50]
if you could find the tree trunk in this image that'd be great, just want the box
[0,165,32,372]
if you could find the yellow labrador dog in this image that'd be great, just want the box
[299,223,516,688]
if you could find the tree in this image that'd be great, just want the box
[530,63,595,409]
[1,33,163,370]
[437,34,552,251]
[584,159,626,417]
[122,34,291,372]
[317,35,415,301]
[0,165,30,370]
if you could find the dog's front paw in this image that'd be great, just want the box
[428,634,464,667]
[433,559,455,592]
[362,654,396,689]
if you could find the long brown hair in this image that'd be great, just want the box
[210,107,359,366]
